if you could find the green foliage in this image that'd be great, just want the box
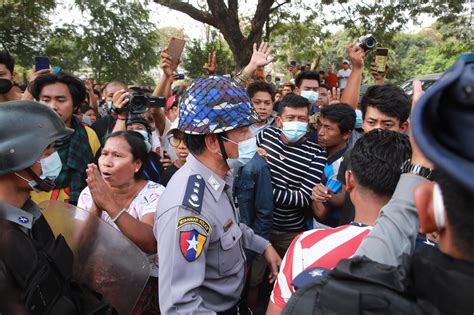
[0,0,56,67]
[182,36,235,78]
[74,0,161,84]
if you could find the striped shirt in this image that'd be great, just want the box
[257,127,326,231]
[270,224,372,308]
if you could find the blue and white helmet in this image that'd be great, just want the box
[178,76,259,134]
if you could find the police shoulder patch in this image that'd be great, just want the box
[182,174,205,214]
[176,215,211,236]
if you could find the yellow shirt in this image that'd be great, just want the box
[31,126,100,205]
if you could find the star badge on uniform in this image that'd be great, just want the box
[179,229,207,262]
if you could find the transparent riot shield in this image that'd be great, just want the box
[39,200,151,315]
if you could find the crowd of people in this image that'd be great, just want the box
[0,37,473,315]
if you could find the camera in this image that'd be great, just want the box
[128,93,166,114]
[358,34,377,51]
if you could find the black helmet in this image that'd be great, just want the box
[0,100,73,176]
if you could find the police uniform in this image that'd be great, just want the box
[155,153,269,314]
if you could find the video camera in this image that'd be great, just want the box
[358,34,377,51]
[113,93,166,115]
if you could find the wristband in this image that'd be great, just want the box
[112,207,127,222]
[117,117,126,121]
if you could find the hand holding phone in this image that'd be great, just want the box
[374,48,388,72]
[34,56,50,72]
[167,37,186,66]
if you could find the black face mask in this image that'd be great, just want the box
[0,79,13,94]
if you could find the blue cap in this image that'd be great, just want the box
[412,53,474,191]
[292,266,331,290]
[178,76,259,134]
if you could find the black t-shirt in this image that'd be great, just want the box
[337,149,356,225]
[91,115,116,146]
[143,152,164,184]
[161,164,179,187]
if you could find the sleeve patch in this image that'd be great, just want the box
[176,216,211,235]
[179,229,207,262]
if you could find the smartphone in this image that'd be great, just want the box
[167,37,186,65]
[35,56,50,72]
[375,48,388,72]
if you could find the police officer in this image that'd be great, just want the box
[0,101,93,314]
[155,76,282,314]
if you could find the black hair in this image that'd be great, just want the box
[434,169,474,260]
[105,131,149,180]
[278,93,310,116]
[246,81,275,101]
[320,103,356,134]
[295,71,321,88]
[350,129,411,198]
[360,85,411,125]
[319,83,330,91]
[184,134,206,155]
[80,103,93,114]
[30,73,86,110]
[0,50,14,73]
[127,113,152,137]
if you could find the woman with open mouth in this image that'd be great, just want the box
[78,130,165,314]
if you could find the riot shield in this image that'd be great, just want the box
[39,200,151,315]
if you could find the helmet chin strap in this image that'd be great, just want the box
[24,168,55,191]
[216,134,229,165]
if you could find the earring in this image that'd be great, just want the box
[432,183,445,230]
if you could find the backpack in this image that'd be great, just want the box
[283,256,437,315]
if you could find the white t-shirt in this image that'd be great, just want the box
[78,180,165,277]
[337,68,352,89]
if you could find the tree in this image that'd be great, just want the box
[74,0,161,84]
[153,0,292,69]
[0,0,56,67]
[182,36,235,78]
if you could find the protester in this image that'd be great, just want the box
[257,93,326,257]
[78,130,165,314]
[29,72,100,205]
[267,129,412,314]
[160,120,189,186]
[0,50,22,102]
[247,81,275,136]
[312,104,355,227]
[337,59,351,89]
[294,71,320,114]
[323,65,338,89]
[281,82,294,96]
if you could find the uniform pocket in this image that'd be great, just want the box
[218,223,243,275]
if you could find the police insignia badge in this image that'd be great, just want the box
[179,229,207,262]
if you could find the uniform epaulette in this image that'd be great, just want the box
[182,174,205,214]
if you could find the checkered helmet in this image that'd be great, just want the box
[178,76,259,134]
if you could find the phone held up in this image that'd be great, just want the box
[375,48,388,73]
[34,56,50,72]
[167,37,186,66]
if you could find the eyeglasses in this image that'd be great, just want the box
[168,135,184,147]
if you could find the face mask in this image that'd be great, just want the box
[0,78,13,94]
[15,151,63,192]
[223,136,257,169]
[82,114,92,126]
[107,101,113,110]
[300,90,319,104]
[342,64,349,70]
[355,109,363,129]
[282,121,308,143]
[134,130,152,152]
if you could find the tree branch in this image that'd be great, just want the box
[154,0,217,27]
[270,0,291,14]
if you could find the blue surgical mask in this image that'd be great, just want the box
[15,151,63,192]
[300,90,319,104]
[282,121,308,143]
[223,136,257,169]
[355,109,363,129]
[134,130,152,152]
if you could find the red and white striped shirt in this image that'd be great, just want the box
[270,224,372,308]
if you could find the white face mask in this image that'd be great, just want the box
[15,151,63,192]
[282,121,308,143]
[133,130,152,152]
[222,136,257,169]
[300,90,319,104]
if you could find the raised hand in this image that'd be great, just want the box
[203,51,217,75]
[160,47,179,78]
[328,87,341,105]
[249,42,273,68]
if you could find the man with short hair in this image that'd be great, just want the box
[247,81,275,136]
[267,130,412,314]
[29,73,100,205]
[0,50,21,102]
[257,94,326,258]
[312,104,355,227]
[281,83,294,96]
[294,71,320,113]
[316,84,331,109]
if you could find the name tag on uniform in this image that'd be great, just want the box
[223,219,233,232]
